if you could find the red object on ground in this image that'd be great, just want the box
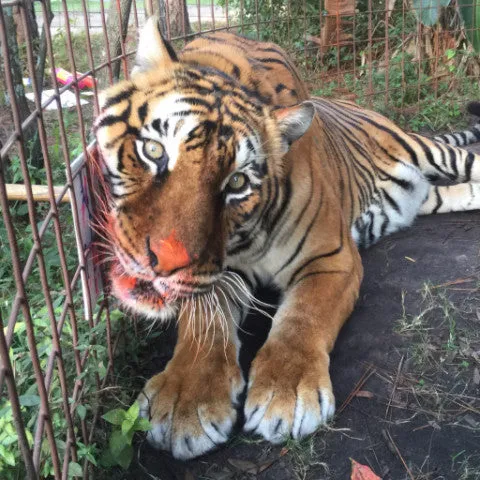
[350,459,381,480]
[55,67,95,89]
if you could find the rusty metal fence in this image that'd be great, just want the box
[0,0,479,478]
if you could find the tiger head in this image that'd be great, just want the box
[94,18,315,319]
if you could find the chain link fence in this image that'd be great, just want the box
[0,0,479,478]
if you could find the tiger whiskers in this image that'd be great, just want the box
[219,271,276,323]
[212,288,230,354]
[224,270,274,309]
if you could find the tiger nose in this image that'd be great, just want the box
[145,232,191,276]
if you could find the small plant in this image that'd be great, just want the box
[100,402,151,470]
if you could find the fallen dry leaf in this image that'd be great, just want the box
[350,459,381,480]
[279,447,290,456]
[355,390,374,399]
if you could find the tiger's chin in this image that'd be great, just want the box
[110,262,179,321]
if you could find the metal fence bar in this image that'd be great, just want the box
[0,3,63,476]
[0,312,36,480]
[1,1,479,478]
[17,4,80,476]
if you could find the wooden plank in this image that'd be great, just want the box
[5,184,70,203]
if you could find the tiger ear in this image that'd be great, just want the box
[273,102,315,153]
[132,16,178,75]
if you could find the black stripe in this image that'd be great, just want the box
[381,188,401,214]
[177,96,213,111]
[102,86,136,109]
[367,210,375,246]
[274,188,322,275]
[432,186,443,214]
[232,65,241,78]
[414,135,456,181]
[357,114,420,166]
[259,57,290,69]
[172,109,207,117]
[288,227,344,288]
[292,270,350,287]
[445,145,459,178]
[465,151,475,181]
[472,126,480,141]
[375,166,414,191]
[379,210,390,237]
[258,46,285,55]
[138,102,148,123]
[280,160,313,243]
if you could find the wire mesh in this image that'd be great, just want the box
[0,0,479,478]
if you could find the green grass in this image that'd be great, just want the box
[312,52,480,134]
[42,1,111,13]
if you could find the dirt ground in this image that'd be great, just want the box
[116,206,480,480]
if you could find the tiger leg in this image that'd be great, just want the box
[419,183,480,215]
[138,290,246,460]
[411,134,480,183]
[244,247,362,442]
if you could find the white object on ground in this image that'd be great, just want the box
[26,89,88,110]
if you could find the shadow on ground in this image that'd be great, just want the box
[118,211,480,480]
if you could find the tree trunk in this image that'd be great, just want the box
[147,0,191,38]
[168,0,191,38]
[34,0,54,95]
[2,7,40,168]
[106,0,133,81]
[5,2,51,169]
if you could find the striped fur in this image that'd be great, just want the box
[93,17,480,460]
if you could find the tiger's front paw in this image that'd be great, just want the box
[138,346,244,460]
[244,343,335,443]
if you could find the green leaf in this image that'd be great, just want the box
[134,417,152,432]
[458,0,480,52]
[445,48,456,60]
[121,418,135,437]
[0,445,16,466]
[109,430,127,458]
[116,444,133,470]
[122,426,135,446]
[68,462,83,478]
[412,0,451,26]
[126,401,139,421]
[77,404,87,421]
[1,433,18,446]
[102,409,126,425]
[99,448,117,468]
[19,394,41,407]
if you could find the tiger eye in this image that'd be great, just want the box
[143,139,165,160]
[228,173,247,191]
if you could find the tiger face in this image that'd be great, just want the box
[94,19,314,319]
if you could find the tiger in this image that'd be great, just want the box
[93,17,480,460]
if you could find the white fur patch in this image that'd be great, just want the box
[137,93,200,173]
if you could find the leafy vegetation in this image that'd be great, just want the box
[0,108,140,476]
[313,49,480,133]
[100,402,151,470]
